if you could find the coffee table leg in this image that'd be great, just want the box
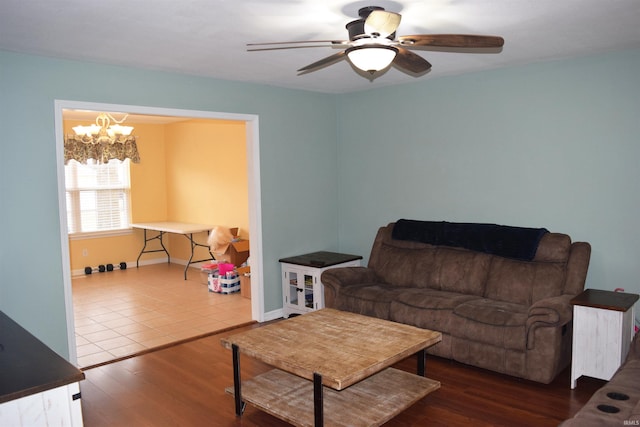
[313,372,323,427]
[232,344,246,416]
[417,349,426,376]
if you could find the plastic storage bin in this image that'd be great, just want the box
[208,271,241,294]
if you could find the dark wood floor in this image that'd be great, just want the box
[80,322,604,426]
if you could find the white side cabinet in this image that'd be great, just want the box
[280,251,362,318]
[570,289,638,389]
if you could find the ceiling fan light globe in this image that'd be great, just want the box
[346,46,397,73]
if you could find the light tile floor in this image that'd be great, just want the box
[72,263,252,368]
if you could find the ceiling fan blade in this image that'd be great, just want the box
[365,10,401,38]
[392,47,432,74]
[247,40,348,51]
[248,45,341,52]
[247,40,348,47]
[297,50,347,74]
[399,34,504,48]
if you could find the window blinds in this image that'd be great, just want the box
[65,159,131,235]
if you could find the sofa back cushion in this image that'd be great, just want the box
[374,242,437,288]
[370,227,490,295]
[532,233,572,262]
[484,257,566,305]
[434,248,491,297]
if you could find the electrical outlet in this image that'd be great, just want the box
[82,249,88,257]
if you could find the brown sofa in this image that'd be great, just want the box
[322,220,591,383]
[561,332,640,426]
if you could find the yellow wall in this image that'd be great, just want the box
[130,123,168,222]
[164,119,248,261]
[68,235,145,272]
[64,116,247,273]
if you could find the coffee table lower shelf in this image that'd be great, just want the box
[225,367,440,427]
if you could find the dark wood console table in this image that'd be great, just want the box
[0,311,85,423]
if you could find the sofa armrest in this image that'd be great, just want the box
[526,294,574,349]
[321,267,380,308]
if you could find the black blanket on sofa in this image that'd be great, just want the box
[392,219,548,261]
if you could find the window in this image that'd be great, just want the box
[65,158,132,236]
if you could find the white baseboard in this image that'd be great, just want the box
[169,258,214,269]
[263,309,284,322]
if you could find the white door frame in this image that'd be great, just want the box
[54,100,264,365]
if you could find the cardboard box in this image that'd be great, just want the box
[237,266,251,299]
[215,239,250,267]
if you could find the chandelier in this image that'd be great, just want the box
[72,112,134,144]
[65,112,140,165]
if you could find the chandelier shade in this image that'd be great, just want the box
[64,134,140,165]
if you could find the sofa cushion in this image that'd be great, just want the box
[373,243,437,288]
[484,257,565,306]
[435,248,491,296]
[390,289,479,334]
[451,298,528,350]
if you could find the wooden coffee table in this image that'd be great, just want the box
[220,308,442,427]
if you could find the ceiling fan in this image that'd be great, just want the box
[247,6,504,77]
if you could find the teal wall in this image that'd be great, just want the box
[336,49,640,298]
[2,48,639,359]
[0,51,339,358]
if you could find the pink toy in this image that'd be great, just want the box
[218,263,235,276]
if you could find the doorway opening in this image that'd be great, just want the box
[54,100,263,365]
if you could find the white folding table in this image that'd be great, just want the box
[131,222,215,280]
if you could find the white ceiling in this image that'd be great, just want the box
[2,0,640,94]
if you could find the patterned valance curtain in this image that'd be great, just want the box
[64,134,141,164]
